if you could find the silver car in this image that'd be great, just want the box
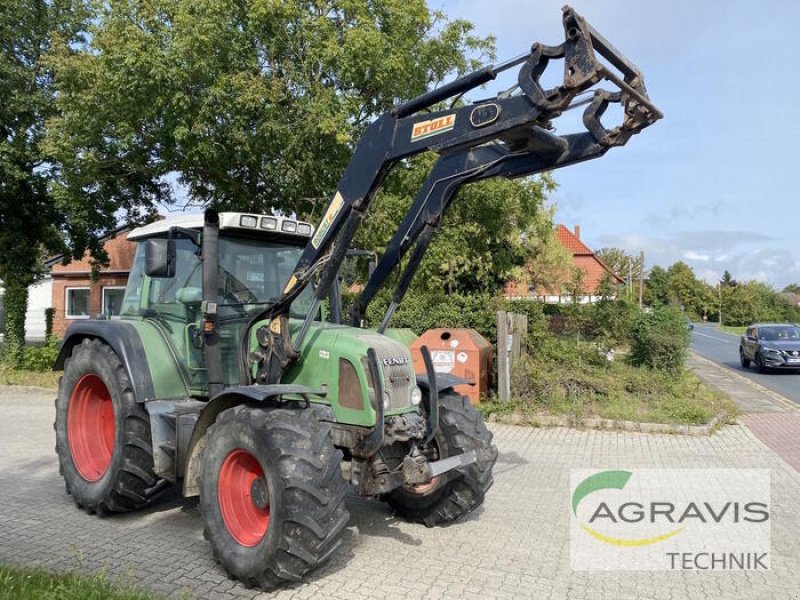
[740,323,800,372]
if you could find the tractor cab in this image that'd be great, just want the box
[124,212,317,390]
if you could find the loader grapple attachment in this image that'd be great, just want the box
[251,4,662,389]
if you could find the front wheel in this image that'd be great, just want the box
[199,405,349,590]
[385,392,496,527]
[54,338,161,515]
[755,352,767,373]
[739,348,751,369]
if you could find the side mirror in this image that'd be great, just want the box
[144,239,176,278]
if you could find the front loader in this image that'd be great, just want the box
[53,7,661,590]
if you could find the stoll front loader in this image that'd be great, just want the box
[53,7,661,589]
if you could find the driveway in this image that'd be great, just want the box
[1,386,800,599]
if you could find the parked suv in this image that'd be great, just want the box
[739,323,800,372]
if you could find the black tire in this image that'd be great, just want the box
[740,348,751,369]
[199,405,349,590]
[385,391,496,527]
[54,338,161,515]
[755,352,767,373]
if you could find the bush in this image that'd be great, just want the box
[629,306,690,375]
[22,337,61,372]
[589,296,637,349]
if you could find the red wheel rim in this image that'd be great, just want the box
[218,449,270,547]
[407,441,441,494]
[67,374,115,482]
[407,476,440,495]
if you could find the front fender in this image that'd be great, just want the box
[54,320,155,403]
[181,384,329,497]
[416,372,474,394]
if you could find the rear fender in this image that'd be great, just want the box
[54,320,154,403]
[181,384,329,497]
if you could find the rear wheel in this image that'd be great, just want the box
[54,338,161,514]
[199,405,349,589]
[385,391,496,527]
[739,348,751,369]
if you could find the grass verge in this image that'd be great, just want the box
[0,565,155,600]
[719,325,746,336]
[0,364,60,389]
[480,350,737,427]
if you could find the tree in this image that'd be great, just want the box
[508,212,572,300]
[665,261,705,316]
[721,270,737,287]
[0,0,87,365]
[595,247,643,284]
[390,171,561,296]
[596,247,643,301]
[45,0,494,225]
[644,265,670,307]
[782,283,800,294]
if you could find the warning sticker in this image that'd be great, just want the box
[311,191,345,249]
[431,350,455,374]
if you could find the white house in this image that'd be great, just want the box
[0,276,53,343]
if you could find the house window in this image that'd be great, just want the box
[102,287,126,318]
[66,287,90,319]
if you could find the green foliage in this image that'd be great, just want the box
[500,338,734,426]
[589,296,637,348]
[363,289,497,340]
[782,283,800,294]
[0,0,86,359]
[356,154,557,296]
[0,282,27,367]
[45,0,493,221]
[45,307,56,339]
[22,337,62,372]
[357,290,549,350]
[643,265,670,307]
[629,306,690,375]
[720,280,800,326]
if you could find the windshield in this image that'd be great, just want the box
[124,235,314,320]
[217,236,313,318]
[758,326,800,341]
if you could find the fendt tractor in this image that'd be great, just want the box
[53,7,661,589]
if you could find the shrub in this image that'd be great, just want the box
[589,296,637,349]
[629,306,690,375]
[22,337,61,372]
[44,308,56,339]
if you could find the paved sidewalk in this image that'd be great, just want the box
[689,351,800,475]
[2,386,800,599]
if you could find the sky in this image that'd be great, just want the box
[436,0,800,290]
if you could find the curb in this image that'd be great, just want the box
[487,412,724,435]
[0,384,57,393]
[688,351,800,414]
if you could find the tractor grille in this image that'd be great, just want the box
[358,334,414,411]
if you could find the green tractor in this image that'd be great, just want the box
[53,7,661,590]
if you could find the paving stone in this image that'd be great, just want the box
[1,386,799,599]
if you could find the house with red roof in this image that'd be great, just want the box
[504,224,624,304]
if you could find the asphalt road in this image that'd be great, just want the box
[690,322,800,405]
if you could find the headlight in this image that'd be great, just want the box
[383,392,391,410]
[410,386,422,406]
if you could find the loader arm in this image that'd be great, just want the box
[249,6,662,385]
[349,124,614,329]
